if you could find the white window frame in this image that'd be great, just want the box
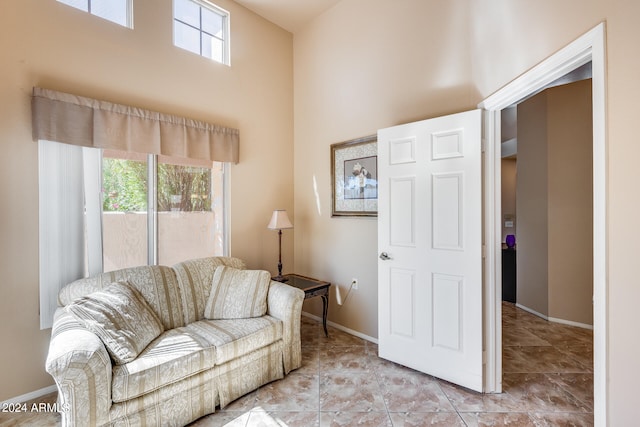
[57,0,134,28]
[103,151,230,268]
[38,142,230,329]
[173,0,231,65]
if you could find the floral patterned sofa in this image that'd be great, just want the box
[45,256,304,427]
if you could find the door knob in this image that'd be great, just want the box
[379,252,392,260]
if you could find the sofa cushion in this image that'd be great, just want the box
[173,257,248,324]
[204,266,270,319]
[59,265,186,330]
[65,281,164,365]
[186,316,283,365]
[111,316,282,403]
[112,327,217,403]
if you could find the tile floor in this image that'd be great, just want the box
[1,302,593,426]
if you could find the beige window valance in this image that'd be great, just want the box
[31,87,239,163]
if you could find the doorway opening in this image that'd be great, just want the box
[500,63,593,324]
[500,70,595,420]
[479,23,607,425]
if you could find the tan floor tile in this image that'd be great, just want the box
[297,345,320,375]
[188,411,250,427]
[382,381,455,412]
[529,412,594,426]
[319,411,392,427]
[319,327,367,348]
[438,380,525,413]
[503,326,552,347]
[544,373,594,410]
[459,411,537,427]
[319,373,385,412]
[502,373,592,413]
[255,373,319,411]
[248,410,319,427]
[319,346,372,373]
[503,346,590,373]
[9,304,594,426]
[389,411,466,426]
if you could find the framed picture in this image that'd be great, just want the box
[331,135,377,217]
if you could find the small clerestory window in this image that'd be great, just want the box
[57,0,133,28]
[173,0,230,65]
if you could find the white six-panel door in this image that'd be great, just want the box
[377,109,483,392]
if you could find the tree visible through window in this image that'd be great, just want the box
[103,157,147,212]
[102,151,225,271]
[102,157,212,213]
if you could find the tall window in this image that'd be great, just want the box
[38,142,228,329]
[173,0,230,65]
[34,87,238,329]
[102,150,227,272]
[57,0,133,28]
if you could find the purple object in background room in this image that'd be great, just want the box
[506,234,516,249]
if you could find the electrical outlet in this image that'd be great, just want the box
[351,278,358,290]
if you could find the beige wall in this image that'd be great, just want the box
[4,0,640,422]
[297,0,640,422]
[293,0,475,338]
[516,80,593,325]
[516,91,550,317]
[547,80,593,325]
[471,0,638,422]
[0,0,293,401]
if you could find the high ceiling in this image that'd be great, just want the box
[233,0,342,33]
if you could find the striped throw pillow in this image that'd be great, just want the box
[204,266,270,319]
[65,281,164,365]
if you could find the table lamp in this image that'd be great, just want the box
[267,209,293,281]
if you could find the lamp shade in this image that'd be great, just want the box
[267,209,293,230]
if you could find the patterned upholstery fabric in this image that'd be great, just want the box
[66,281,164,365]
[46,310,112,426]
[46,256,303,427]
[112,317,283,403]
[173,256,247,325]
[186,316,283,365]
[267,281,305,373]
[59,265,186,330]
[109,368,219,426]
[112,327,217,402]
[204,266,271,319]
[213,341,284,408]
[108,343,285,425]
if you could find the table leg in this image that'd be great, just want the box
[321,294,329,337]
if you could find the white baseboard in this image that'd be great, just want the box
[515,303,593,330]
[515,303,549,320]
[0,384,57,406]
[302,311,378,344]
[548,316,594,330]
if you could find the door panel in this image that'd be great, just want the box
[389,177,415,246]
[378,109,483,392]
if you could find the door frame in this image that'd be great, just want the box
[478,22,607,424]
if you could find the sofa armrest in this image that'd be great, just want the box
[46,309,113,427]
[266,281,305,373]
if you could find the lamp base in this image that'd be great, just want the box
[272,274,289,283]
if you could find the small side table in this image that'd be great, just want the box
[273,274,331,337]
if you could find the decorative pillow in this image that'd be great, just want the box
[65,281,164,365]
[204,266,271,320]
